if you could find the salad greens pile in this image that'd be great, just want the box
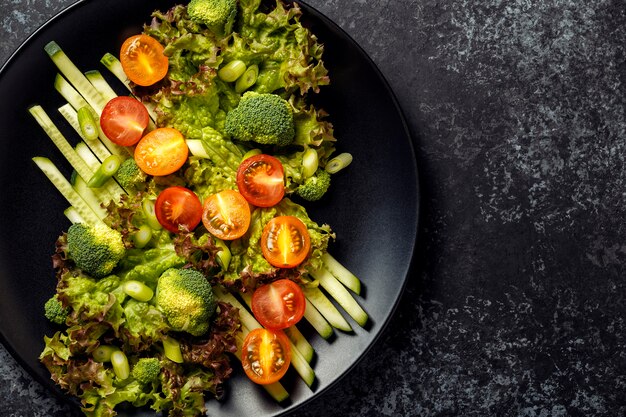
[31,1,367,416]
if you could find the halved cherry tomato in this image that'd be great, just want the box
[251,279,306,330]
[202,190,251,240]
[120,34,169,86]
[236,154,285,207]
[155,186,202,233]
[261,216,311,268]
[134,127,188,176]
[100,96,149,146]
[241,328,291,385]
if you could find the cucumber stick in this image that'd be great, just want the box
[63,206,85,224]
[45,41,107,113]
[322,253,361,295]
[239,292,315,363]
[310,266,368,327]
[84,70,117,102]
[302,286,352,332]
[72,174,109,219]
[32,157,103,226]
[302,297,334,339]
[29,105,114,201]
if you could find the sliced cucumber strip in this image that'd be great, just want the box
[74,141,101,171]
[303,297,334,339]
[28,105,114,201]
[283,326,314,363]
[45,41,107,113]
[302,286,352,332]
[63,206,84,224]
[310,267,368,327]
[54,74,89,110]
[72,174,109,219]
[85,70,117,102]
[322,252,361,295]
[32,157,103,226]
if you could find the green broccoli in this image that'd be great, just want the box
[187,0,237,35]
[44,295,69,325]
[116,158,147,192]
[155,268,217,336]
[224,92,295,147]
[67,223,126,278]
[296,169,331,201]
[131,358,161,385]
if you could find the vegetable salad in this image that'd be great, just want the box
[33,1,366,416]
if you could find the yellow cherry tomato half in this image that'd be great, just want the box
[134,127,188,176]
[120,34,169,86]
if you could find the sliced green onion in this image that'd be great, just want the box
[110,350,130,379]
[87,154,123,188]
[77,105,99,140]
[242,148,262,161]
[132,224,153,249]
[92,345,117,362]
[218,60,247,82]
[123,280,154,302]
[163,336,184,363]
[235,64,259,93]
[142,198,162,230]
[325,152,353,174]
[214,238,231,270]
[302,148,319,178]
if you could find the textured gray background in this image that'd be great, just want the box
[2,0,626,416]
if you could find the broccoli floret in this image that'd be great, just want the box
[67,223,126,278]
[44,295,69,325]
[296,169,331,201]
[131,358,161,385]
[155,268,217,336]
[116,158,147,192]
[224,92,295,147]
[187,0,237,35]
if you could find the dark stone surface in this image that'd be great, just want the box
[2,0,625,416]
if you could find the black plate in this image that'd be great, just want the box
[0,1,418,415]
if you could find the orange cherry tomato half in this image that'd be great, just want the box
[236,154,285,207]
[100,96,150,146]
[120,34,169,86]
[261,216,311,268]
[251,279,306,330]
[202,190,251,240]
[241,328,291,385]
[155,186,202,233]
[134,127,188,176]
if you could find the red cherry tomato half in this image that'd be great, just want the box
[155,186,202,233]
[251,279,306,330]
[120,34,169,87]
[134,127,188,176]
[261,216,311,268]
[241,328,291,385]
[202,190,251,240]
[100,96,150,146]
[236,154,285,207]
